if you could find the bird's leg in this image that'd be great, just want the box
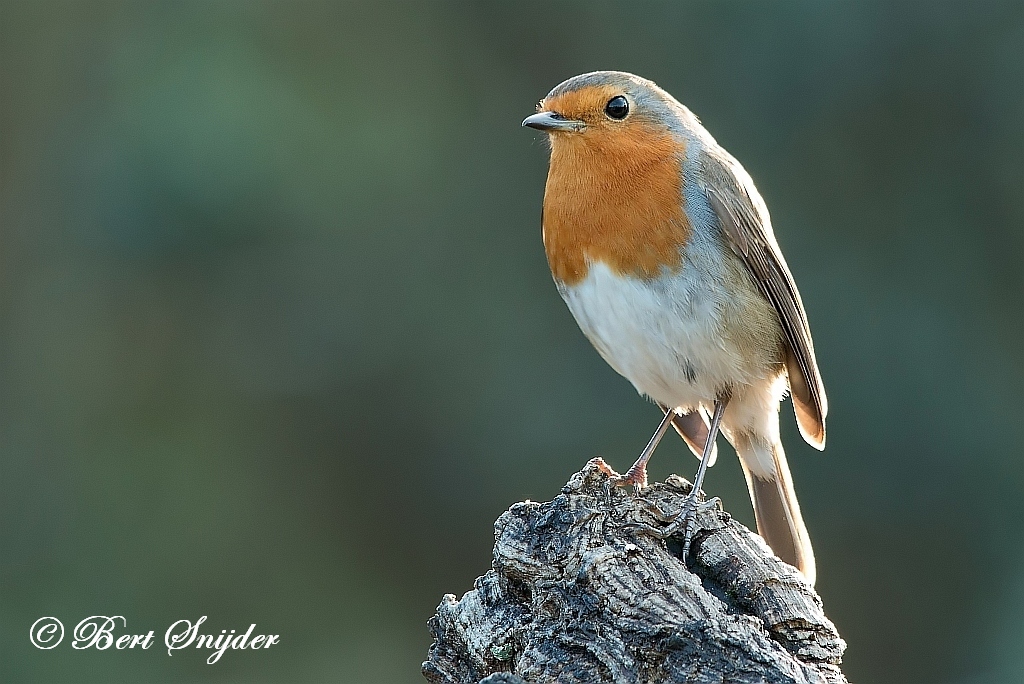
[593,408,676,493]
[631,397,729,562]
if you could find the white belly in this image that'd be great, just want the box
[557,257,782,412]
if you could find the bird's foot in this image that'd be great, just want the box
[587,456,647,493]
[630,491,722,562]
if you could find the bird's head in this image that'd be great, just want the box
[523,71,686,158]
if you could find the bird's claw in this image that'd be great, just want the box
[587,457,648,494]
[629,494,722,562]
[612,465,648,494]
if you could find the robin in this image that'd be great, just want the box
[523,71,827,585]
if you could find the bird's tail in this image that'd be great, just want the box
[736,437,816,585]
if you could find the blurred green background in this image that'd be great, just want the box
[1,2,1022,682]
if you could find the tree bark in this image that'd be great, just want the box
[422,459,847,684]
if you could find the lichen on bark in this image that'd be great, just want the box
[423,460,847,684]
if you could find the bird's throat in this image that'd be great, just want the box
[542,132,691,286]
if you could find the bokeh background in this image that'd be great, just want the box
[2,2,1023,682]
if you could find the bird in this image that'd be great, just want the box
[522,71,827,585]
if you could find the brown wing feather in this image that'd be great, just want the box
[659,404,718,466]
[700,147,828,449]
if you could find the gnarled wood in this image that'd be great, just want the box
[423,459,847,684]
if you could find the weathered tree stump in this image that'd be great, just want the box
[423,459,847,684]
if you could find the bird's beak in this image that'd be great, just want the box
[522,111,585,132]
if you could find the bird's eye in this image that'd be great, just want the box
[604,95,629,120]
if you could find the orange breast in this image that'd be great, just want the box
[542,126,690,286]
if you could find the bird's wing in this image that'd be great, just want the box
[699,145,828,449]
